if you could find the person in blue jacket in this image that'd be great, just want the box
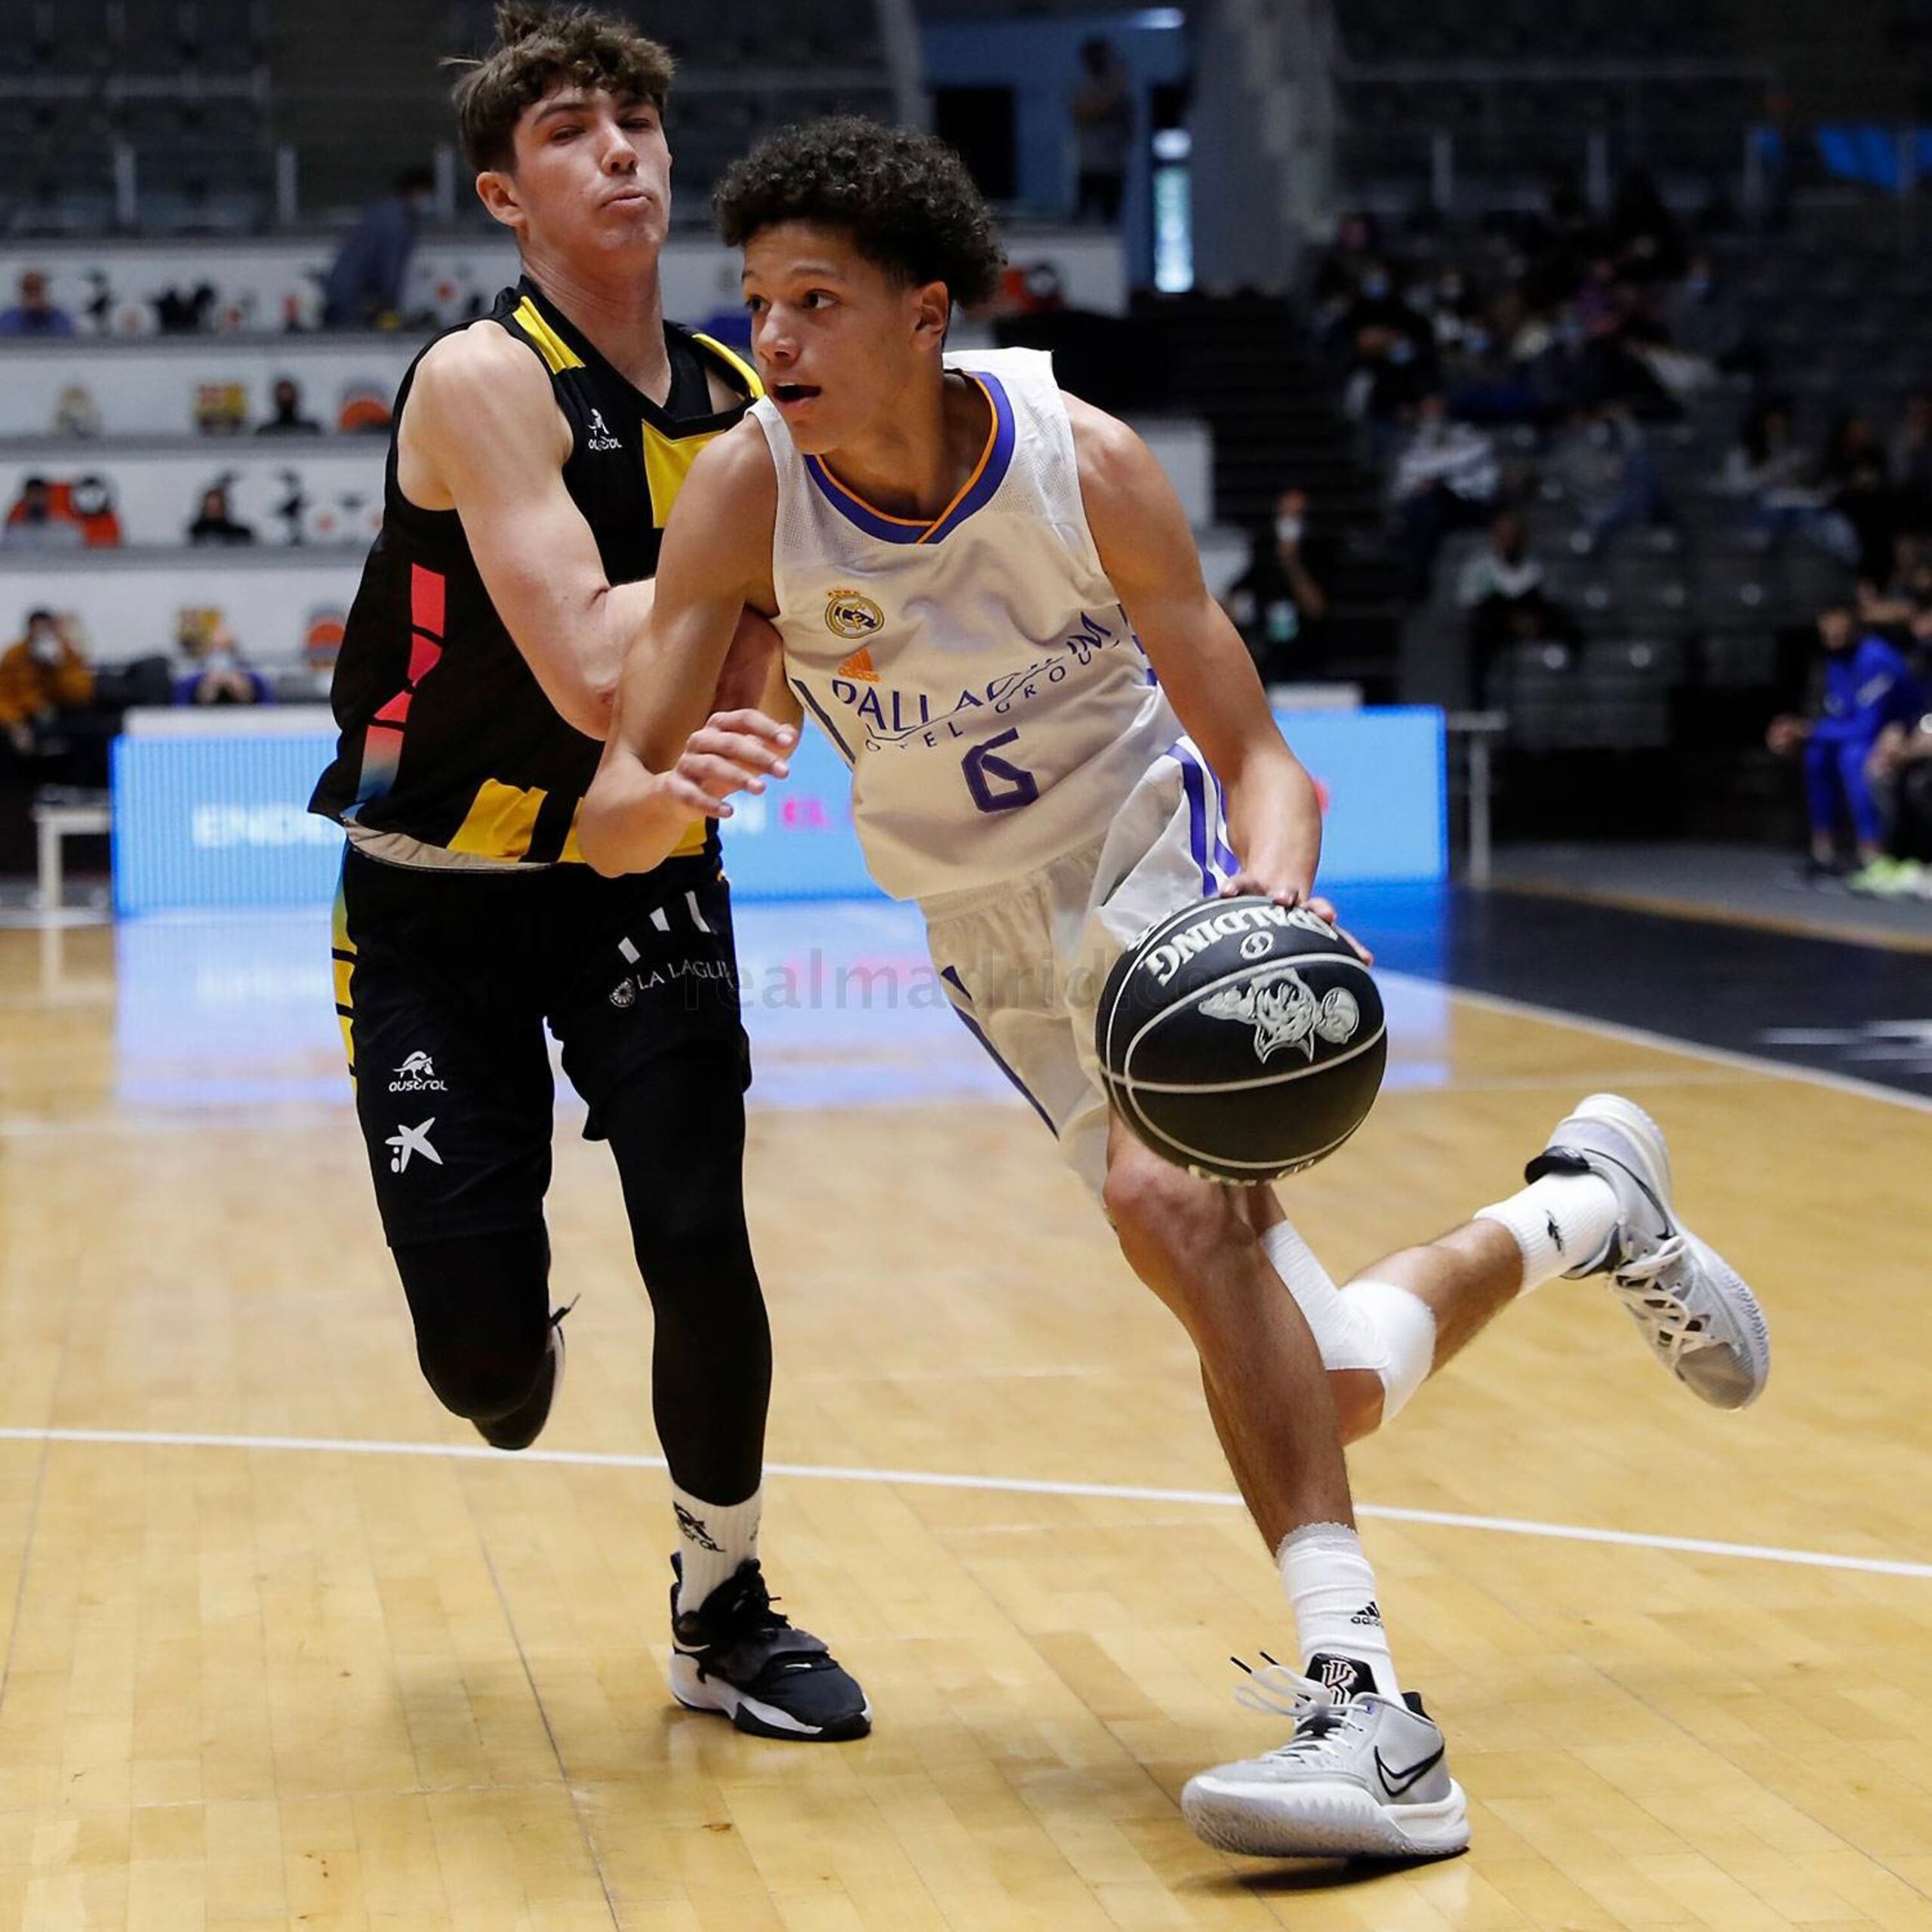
[1768,604,1925,877]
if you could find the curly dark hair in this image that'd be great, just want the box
[713,116,1005,311]
[447,3,675,175]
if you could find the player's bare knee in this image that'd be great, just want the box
[1105,1153,1240,1300]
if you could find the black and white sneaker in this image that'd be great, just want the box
[1181,1653,1469,1860]
[474,1308,568,1452]
[668,1557,871,1742]
[1527,1093,1770,1410]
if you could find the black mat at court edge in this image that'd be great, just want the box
[1344,883,1932,1105]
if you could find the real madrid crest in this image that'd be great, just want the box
[824,586,884,640]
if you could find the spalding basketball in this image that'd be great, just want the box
[1095,896,1386,1183]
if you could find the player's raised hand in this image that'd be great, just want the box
[666,709,794,819]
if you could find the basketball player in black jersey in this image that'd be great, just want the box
[308,4,867,1743]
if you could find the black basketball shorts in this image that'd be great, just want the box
[332,845,750,1247]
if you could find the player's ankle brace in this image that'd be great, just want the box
[1260,1222,1438,1423]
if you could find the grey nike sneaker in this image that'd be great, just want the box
[1527,1092,1770,1410]
[1181,1654,1469,1860]
[668,1556,871,1742]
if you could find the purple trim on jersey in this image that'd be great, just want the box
[1207,764,1240,879]
[925,373,1017,543]
[1171,743,1217,896]
[802,372,1017,546]
[938,964,1059,1135]
[790,675,855,765]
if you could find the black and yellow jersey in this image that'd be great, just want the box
[309,275,760,866]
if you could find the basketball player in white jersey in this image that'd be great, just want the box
[582,119,1769,1860]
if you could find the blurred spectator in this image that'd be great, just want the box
[0,611,95,761]
[1890,386,1932,528]
[1553,399,1665,554]
[1223,488,1331,678]
[2,476,85,551]
[1336,262,1435,429]
[152,282,217,335]
[1422,267,1485,355]
[1069,40,1131,227]
[1607,167,1687,284]
[51,384,101,438]
[188,483,256,546]
[1309,211,1383,325]
[173,620,272,706]
[0,269,75,338]
[1389,394,1500,596]
[1458,511,1577,695]
[1860,532,1932,631]
[1719,398,1857,564]
[1820,410,1896,583]
[1766,605,1924,878]
[322,165,435,330]
[1866,610,1932,877]
[1661,254,1761,384]
[255,377,323,437]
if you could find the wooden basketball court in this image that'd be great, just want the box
[2,903,1928,1930]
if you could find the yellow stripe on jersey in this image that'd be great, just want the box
[692,332,764,400]
[558,804,706,864]
[449,778,547,860]
[331,875,357,1086]
[512,296,585,375]
[641,422,729,528]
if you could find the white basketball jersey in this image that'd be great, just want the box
[752,347,1177,901]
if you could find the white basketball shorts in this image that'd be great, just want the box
[920,737,1238,1198]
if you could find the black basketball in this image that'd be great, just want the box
[1094,896,1386,1183]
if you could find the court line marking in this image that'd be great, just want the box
[1,1425,1926,1581]
[1380,971,1932,1118]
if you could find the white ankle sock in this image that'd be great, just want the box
[672,1484,761,1614]
[1277,1521,1400,1699]
[1474,1173,1620,1292]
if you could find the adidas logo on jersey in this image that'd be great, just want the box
[584,408,621,453]
[835,645,878,682]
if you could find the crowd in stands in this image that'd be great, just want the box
[0,600,291,797]
[1303,171,1932,892]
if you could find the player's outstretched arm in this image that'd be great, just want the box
[579,425,790,877]
[401,325,657,741]
[1069,396,1334,919]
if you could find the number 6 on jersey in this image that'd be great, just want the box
[963,730,1039,814]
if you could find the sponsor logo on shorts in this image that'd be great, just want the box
[610,978,636,1008]
[389,1050,448,1094]
[386,1118,442,1174]
[1139,901,1334,989]
[1201,965,1361,1063]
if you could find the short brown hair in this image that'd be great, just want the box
[448,3,675,174]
